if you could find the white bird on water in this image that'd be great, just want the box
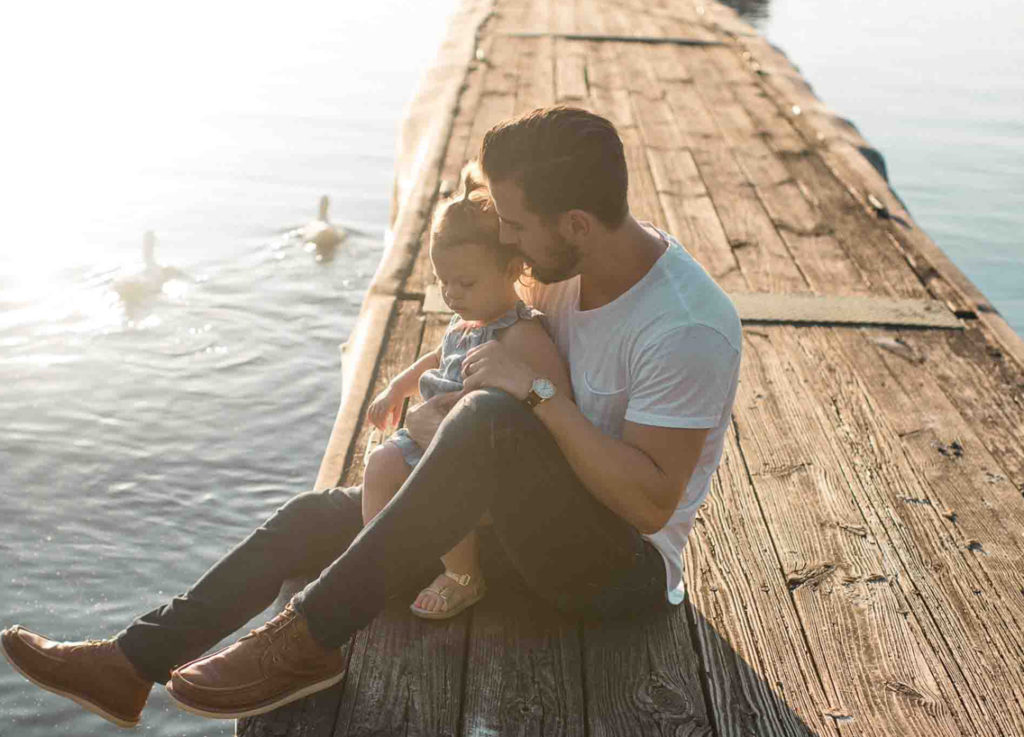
[300,195,347,251]
[113,231,185,303]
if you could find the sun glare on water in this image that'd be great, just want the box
[1,0,451,297]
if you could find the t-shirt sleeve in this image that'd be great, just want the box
[625,324,741,429]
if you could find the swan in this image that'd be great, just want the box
[300,195,347,250]
[112,231,185,303]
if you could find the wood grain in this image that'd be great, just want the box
[735,326,986,736]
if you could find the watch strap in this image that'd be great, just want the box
[523,389,543,408]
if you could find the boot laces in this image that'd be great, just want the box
[67,638,111,654]
[239,608,299,667]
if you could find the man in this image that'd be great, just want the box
[1,106,740,726]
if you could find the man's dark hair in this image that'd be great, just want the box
[479,106,628,228]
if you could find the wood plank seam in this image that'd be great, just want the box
[505,31,724,46]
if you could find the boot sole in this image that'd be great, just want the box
[0,634,139,728]
[165,667,346,720]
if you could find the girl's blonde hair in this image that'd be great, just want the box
[430,161,521,274]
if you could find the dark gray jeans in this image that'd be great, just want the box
[118,389,668,684]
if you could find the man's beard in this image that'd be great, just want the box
[530,233,581,284]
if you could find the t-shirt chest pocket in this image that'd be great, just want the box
[573,363,630,436]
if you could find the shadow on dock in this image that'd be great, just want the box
[239,523,825,736]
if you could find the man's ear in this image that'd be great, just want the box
[558,209,592,242]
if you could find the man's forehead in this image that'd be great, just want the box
[489,179,526,220]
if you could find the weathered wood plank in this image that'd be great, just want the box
[552,0,576,36]
[555,39,589,102]
[238,663,349,737]
[842,326,1024,567]
[317,293,398,490]
[836,324,1024,594]
[710,29,1024,369]
[735,326,988,736]
[461,527,585,737]
[339,301,426,487]
[631,44,809,294]
[685,428,840,736]
[776,323,1024,734]
[584,40,664,225]
[514,35,555,113]
[701,44,931,302]
[914,328,1024,490]
[331,599,469,737]
[583,607,711,736]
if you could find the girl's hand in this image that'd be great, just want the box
[461,341,534,399]
[366,385,402,430]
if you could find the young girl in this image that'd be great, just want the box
[362,162,570,620]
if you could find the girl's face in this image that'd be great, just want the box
[431,242,520,323]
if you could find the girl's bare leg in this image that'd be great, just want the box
[365,443,484,614]
[362,444,412,524]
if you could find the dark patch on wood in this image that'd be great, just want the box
[785,564,836,591]
[936,440,964,459]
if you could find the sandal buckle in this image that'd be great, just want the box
[445,571,472,586]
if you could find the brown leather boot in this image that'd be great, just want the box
[166,603,345,719]
[1,625,153,728]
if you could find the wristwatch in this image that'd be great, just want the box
[523,377,556,408]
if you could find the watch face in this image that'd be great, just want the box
[533,378,556,399]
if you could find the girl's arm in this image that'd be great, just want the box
[367,343,441,430]
[389,343,442,399]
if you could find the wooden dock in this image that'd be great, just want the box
[240,0,1024,734]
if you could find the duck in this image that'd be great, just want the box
[112,231,185,303]
[300,195,347,251]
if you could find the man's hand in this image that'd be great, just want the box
[461,341,534,399]
[403,390,466,448]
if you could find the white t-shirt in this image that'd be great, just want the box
[516,225,741,605]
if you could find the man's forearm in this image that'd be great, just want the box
[532,394,672,534]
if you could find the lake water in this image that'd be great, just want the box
[0,1,1021,735]
[0,2,457,735]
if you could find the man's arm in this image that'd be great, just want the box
[500,318,700,532]
[460,338,710,534]
[533,397,707,534]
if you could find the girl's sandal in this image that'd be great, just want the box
[409,570,487,620]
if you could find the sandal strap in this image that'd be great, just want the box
[444,570,473,586]
[423,585,449,602]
